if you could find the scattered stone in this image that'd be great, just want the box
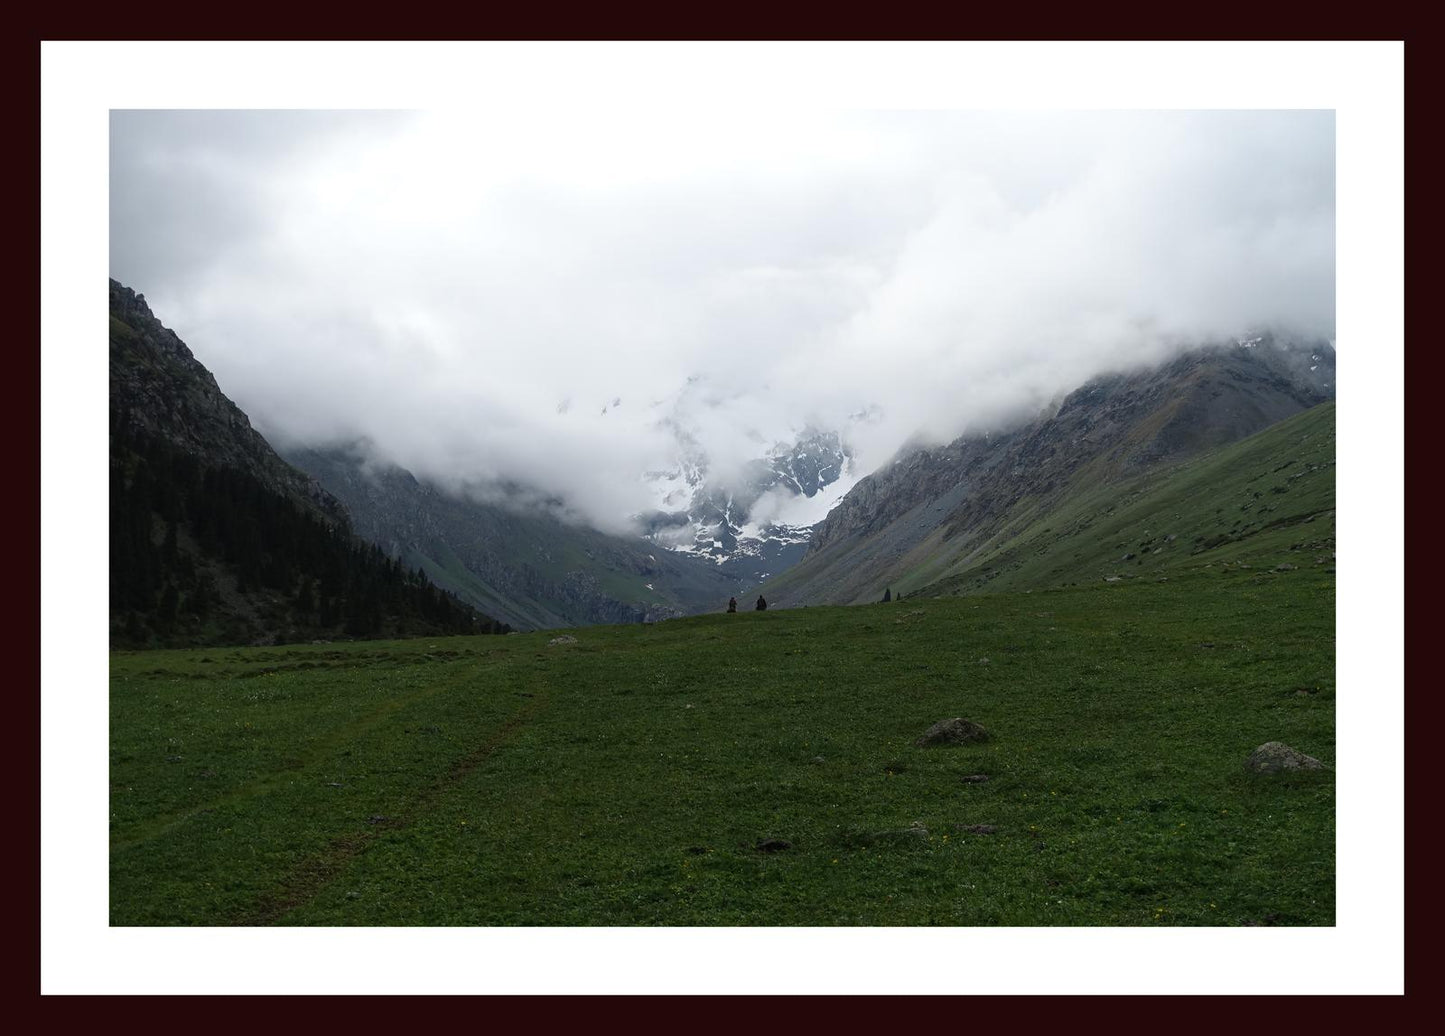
[1275,563,1296,572]
[1105,576,1123,583]
[956,824,997,835]
[165,755,182,763]
[872,822,930,843]
[1122,553,1135,561]
[366,815,389,825]
[916,717,990,747]
[1245,742,1326,774]
[346,891,361,899]
[755,838,792,852]
[548,635,578,646]
[327,781,343,787]
[959,774,990,783]
[810,756,826,765]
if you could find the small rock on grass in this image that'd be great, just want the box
[916,718,990,747]
[548,635,578,646]
[1245,741,1326,774]
[959,774,990,783]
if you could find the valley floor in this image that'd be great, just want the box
[110,566,1334,926]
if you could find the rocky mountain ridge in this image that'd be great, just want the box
[764,333,1335,605]
[110,280,502,646]
[638,425,858,581]
[109,280,345,527]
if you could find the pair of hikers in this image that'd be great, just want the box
[726,596,766,613]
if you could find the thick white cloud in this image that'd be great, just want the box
[111,108,1334,530]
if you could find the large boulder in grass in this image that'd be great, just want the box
[915,718,990,747]
[1245,741,1326,774]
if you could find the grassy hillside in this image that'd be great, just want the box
[766,402,1334,605]
[111,561,1333,926]
[923,401,1336,597]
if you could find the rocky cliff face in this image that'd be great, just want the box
[109,279,346,526]
[638,425,856,580]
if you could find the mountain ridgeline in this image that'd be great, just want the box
[760,334,1336,606]
[109,280,510,648]
[110,272,1337,642]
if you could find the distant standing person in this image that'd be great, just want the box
[727,597,737,613]
[756,595,767,611]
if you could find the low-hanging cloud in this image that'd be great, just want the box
[111,109,1334,533]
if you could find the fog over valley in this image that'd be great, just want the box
[110,109,1335,537]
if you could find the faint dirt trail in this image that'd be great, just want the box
[235,694,549,925]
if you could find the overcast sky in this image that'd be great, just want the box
[110,108,1335,533]
[50,42,1402,995]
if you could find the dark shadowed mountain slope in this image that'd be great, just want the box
[109,280,344,527]
[759,335,1334,606]
[109,280,508,647]
[280,444,749,632]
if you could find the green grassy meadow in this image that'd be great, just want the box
[111,563,1334,926]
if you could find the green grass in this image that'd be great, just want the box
[762,402,1335,608]
[111,563,1334,926]
[927,403,1336,597]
